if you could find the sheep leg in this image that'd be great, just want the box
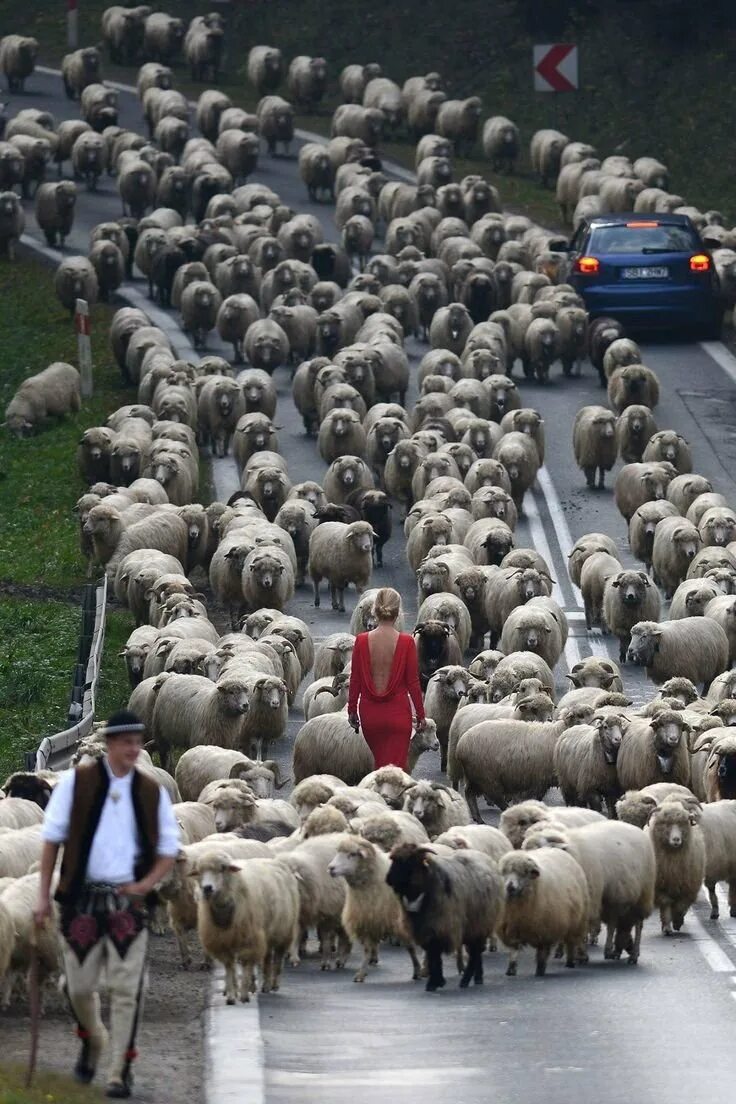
[317,926,334,970]
[336,929,351,969]
[564,941,578,968]
[729,882,736,918]
[424,941,446,992]
[224,960,238,1004]
[464,784,483,824]
[554,941,564,959]
[660,904,674,936]
[584,466,595,490]
[535,945,551,976]
[505,945,520,976]
[672,908,686,932]
[707,882,719,919]
[406,942,421,981]
[312,574,321,607]
[597,467,606,490]
[353,943,374,983]
[629,921,644,964]
[172,923,191,969]
[460,939,483,988]
[603,923,616,958]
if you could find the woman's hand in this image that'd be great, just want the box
[348,711,360,732]
[414,717,428,733]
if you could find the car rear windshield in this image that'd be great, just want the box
[589,223,700,254]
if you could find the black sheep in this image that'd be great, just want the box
[347,488,392,567]
[386,843,503,992]
[413,620,464,690]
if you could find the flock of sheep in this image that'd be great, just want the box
[2,9,736,1005]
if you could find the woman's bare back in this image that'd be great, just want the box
[367,627,400,693]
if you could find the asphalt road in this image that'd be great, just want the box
[9,68,736,1104]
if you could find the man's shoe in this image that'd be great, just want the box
[74,1027,108,1084]
[105,1072,133,1099]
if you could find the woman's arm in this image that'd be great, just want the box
[347,635,362,728]
[405,635,426,722]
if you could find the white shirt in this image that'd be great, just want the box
[42,758,180,885]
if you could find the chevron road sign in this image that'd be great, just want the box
[533,44,578,91]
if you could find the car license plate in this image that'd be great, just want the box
[622,266,669,279]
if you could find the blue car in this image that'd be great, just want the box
[568,213,722,336]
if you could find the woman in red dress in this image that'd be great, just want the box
[347,587,427,770]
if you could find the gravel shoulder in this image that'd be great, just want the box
[0,932,208,1104]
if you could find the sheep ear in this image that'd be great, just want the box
[529,866,540,879]
[610,578,621,588]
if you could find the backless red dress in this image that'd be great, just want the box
[347,632,426,769]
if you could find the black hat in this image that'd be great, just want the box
[100,709,145,739]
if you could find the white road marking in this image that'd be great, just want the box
[688,915,735,972]
[526,491,583,670]
[206,971,266,1104]
[699,340,736,385]
[536,465,584,607]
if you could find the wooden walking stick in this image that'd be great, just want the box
[26,923,41,1088]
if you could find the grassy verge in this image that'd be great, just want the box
[0,259,135,772]
[0,260,134,587]
[0,1065,103,1103]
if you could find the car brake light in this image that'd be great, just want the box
[625,221,659,228]
[575,256,600,275]
[690,253,710,272]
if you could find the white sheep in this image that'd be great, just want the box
[308,520,374,612]
[193,851,299,1001]
[645,799,706,935]
[328,836,420,982]
[4,361,81,437]
[498,848,589,976]
[454,718,575,816]
[627,619,729,691]
[616,710,691,791]
[402,779,471,838]
[151,673,251,772]
[554,713,627,816]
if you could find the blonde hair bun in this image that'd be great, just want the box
[373,586,402,622]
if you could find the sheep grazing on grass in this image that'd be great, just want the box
[4,361,81,438]
[498,849,589,976]
[193,851,299,1002]
[386,843,504,991]
[627,619,729,692]
[645,799,706,935]
[328,837,421,982]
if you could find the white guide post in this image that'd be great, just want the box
[75,298,93,398]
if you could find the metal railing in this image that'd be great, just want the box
[29,575,108,772]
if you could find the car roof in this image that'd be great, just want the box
[586,213,694,228]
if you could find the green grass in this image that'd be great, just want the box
[0,259,136,773]
[9,0,736,227]
[0,1064,103,1103]
[0,599,81,777]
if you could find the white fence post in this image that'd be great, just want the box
[75,297,93,398]
[67,0,79,49]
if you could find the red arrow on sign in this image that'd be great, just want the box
[535,44,576,92]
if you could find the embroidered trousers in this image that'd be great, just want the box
[60,885,149,1084]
